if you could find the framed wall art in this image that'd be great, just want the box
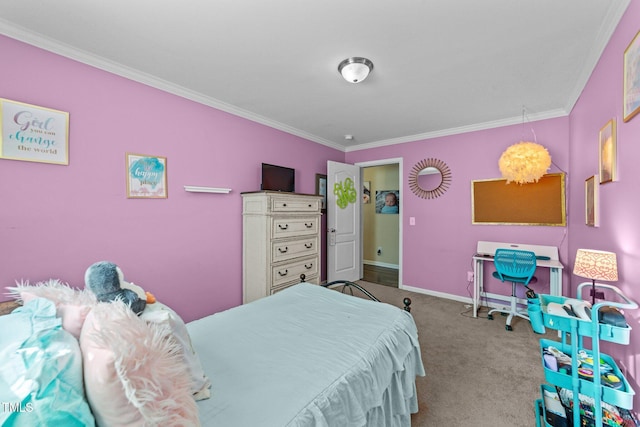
[585,175,599,227]
[363,181,371,204]
[126,153,167,198]
[623,30,640,122]
[375,190,399,214]
[315,173,327,212]
[598,119,617,184]
[0,98,69,165]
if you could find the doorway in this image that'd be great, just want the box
[358,159,402,288]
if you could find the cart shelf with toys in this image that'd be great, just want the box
[532,282,638,427]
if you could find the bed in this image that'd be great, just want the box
[0,281,425,426]
[191,282,424,426]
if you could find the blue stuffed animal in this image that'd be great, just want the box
[84,261,146,315]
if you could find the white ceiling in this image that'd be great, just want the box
[0,1,630,151]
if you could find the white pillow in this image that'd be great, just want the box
[6,279,96,339]
[118,271,211,400]
[141,302,212,400]
[80,301,199,426]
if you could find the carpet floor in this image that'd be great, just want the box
[350,280,557,426]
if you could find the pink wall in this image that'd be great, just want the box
[568,0,640,408]
[347,117,571,299]
[0,35,343,322]
[2,1,640,410]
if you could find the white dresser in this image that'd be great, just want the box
[242,191,322,303]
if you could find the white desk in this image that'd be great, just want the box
[472,241,564,318]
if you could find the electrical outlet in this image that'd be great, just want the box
[467,271,474,281]
[377,247,382,256]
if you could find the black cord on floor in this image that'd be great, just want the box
[459,304,492,319]
[463,272,493,319]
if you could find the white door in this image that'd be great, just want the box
[327,161,361,282]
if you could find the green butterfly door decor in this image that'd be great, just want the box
[333,177,357,209]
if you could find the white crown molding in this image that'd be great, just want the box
[346,108,568,152]
[0,19,344,152]
[2,1,628,156]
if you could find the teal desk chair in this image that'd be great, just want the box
[487,249,537,331]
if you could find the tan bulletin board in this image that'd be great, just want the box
[472,173,566,226]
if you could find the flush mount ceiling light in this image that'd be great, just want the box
[338,57,374,83]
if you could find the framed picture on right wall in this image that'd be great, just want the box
[623,30,640,122]
[598,119,617,184]
[585,175,598,227]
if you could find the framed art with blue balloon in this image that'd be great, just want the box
[126,153,167,198]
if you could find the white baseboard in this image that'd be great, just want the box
[399,285,527,311]
[400,284,472,304]
[363,260,399,269]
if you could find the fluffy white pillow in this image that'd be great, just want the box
[80,300,199,427]
[141,302,212,400]
[7,279,96,339]
[118,275,211,400]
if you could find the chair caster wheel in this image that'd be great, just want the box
[505,325,513,331]
[487,314,493,320]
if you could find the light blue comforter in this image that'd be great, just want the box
[187,283,425,427]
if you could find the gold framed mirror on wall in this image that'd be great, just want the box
[408,158,452,199]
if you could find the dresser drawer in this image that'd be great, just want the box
[272,216,319,238]
[271,256,319,288]
[271,196,320,213]
[272,236,319,263]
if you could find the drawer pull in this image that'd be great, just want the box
[282,203,287,207]
[304,243,313,249]
[278,269,289,277]
[278,224,289,230]
[305,263,313,269]
[278,246,288,253]
[305,222,313,228]
[308,204,312,207]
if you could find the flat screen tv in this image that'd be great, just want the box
[261,163,295,192]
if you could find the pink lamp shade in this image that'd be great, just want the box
[573,249,618,282]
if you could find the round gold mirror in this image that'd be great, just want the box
[408,158,452,199]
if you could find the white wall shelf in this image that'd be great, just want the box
[184,186,232,194]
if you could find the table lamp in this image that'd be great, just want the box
[573,249,618,304]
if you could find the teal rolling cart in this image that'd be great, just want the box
[533,283,638,427]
